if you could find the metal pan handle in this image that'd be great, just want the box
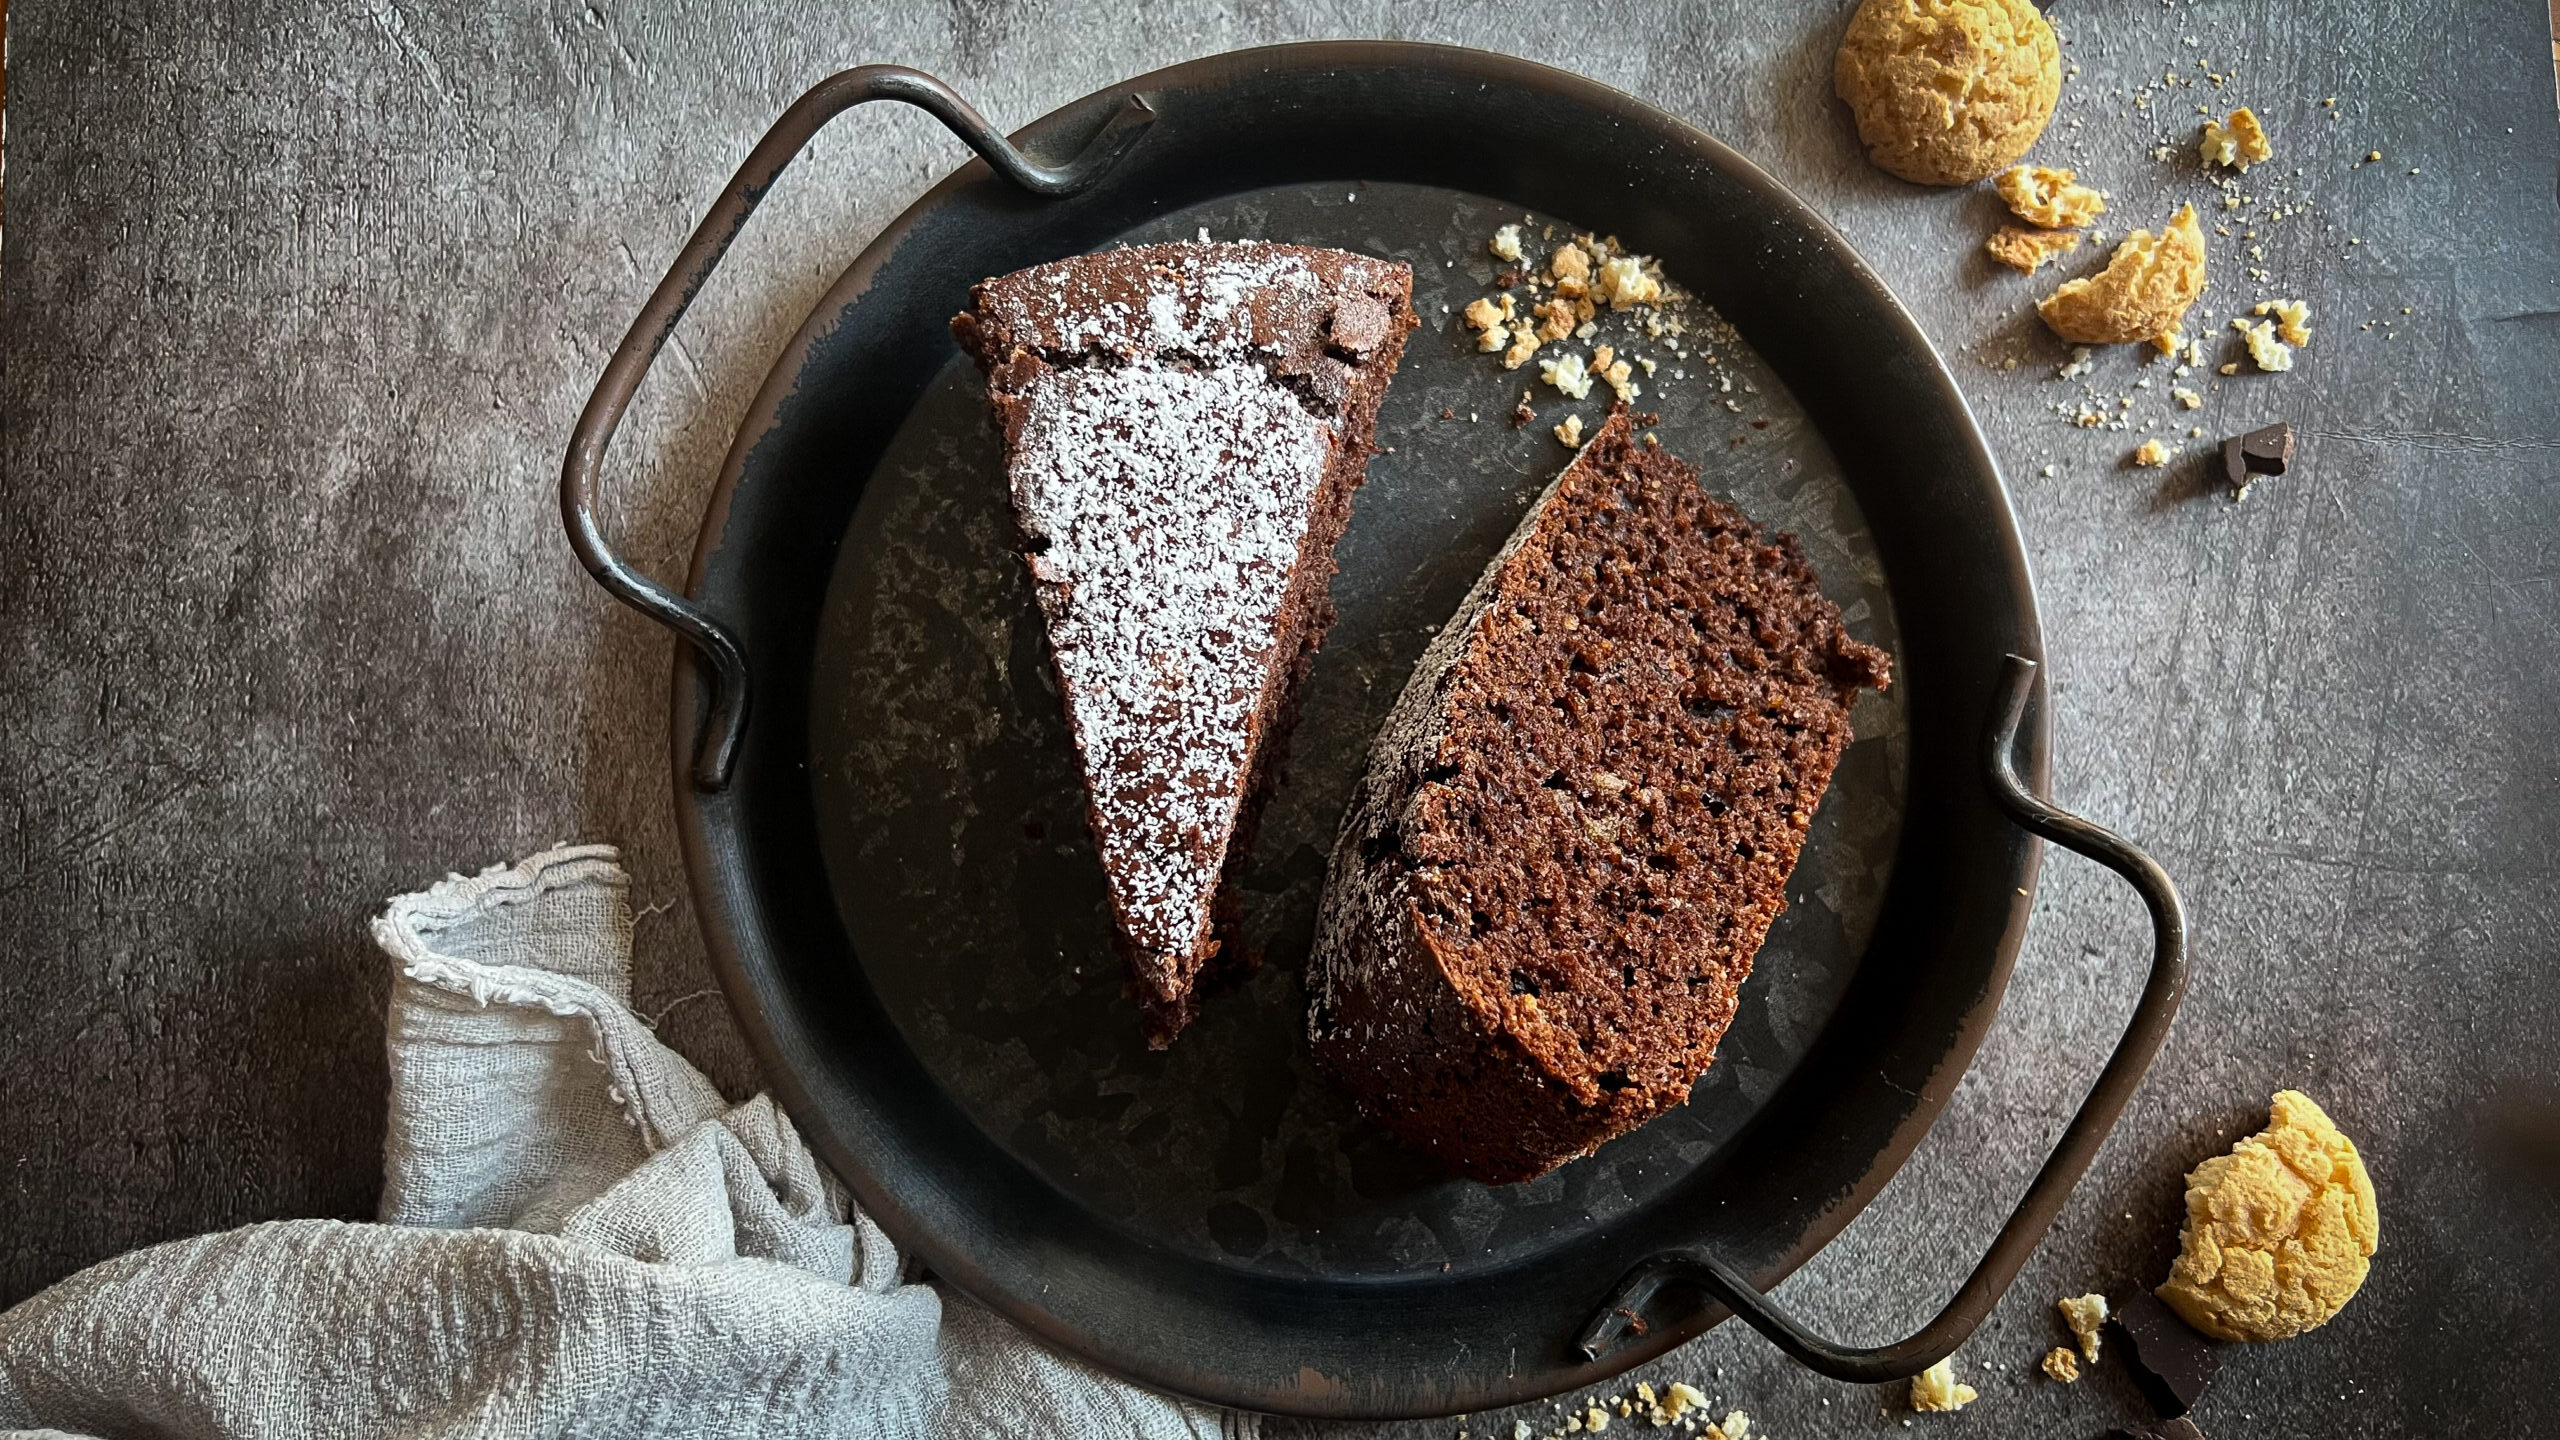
[560,67,1154,790]
[1577,653,2187,1383]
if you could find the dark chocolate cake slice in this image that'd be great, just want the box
[954,241,1416,1045]
[1307,409,1890,1182]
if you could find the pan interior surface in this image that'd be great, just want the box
[806,181,1907,1280]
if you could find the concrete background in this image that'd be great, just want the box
[2,3,2555,1436]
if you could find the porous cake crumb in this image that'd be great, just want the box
[1308,412,1888,1182]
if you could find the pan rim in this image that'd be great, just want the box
[664,40,2048,1418]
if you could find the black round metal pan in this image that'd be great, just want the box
[559,43,2184,1419]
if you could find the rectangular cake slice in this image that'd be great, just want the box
[954,241,1416,1045]
[1307,409,1890,1182]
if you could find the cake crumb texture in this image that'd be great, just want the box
[2159,1090,2378,1341]
[1307,411,1889,1184]
[2037,203,2207,344]
[1834,0,2061,185]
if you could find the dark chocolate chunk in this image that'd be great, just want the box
[2112,1290,2221,1418]
[2220,421,2295,497]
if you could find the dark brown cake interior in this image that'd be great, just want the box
[1313,410,1889,1180]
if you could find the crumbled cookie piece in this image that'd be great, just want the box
[1910,1358,1979,1412]
[1553,414,1586,447]
[1997,165,2108,228]
[2133,438,2171,467]
[2232,317,2294,372]
[1503,326,1542,370]
[1834,0,2061,185]
[1550,242,1593,299]
[1590,345,1640,401]
[2172,386,2202,408]
[1490,223,1525,262]
[1464,294,1517,352]
[2059,1292,2108,1360]
[1707,1412,1750,1440]
[2199,107,2273,170]
[1986,224,2083,274]
[1663,1382,1708,1422]
[1534,298,1579,343]
[2151,327,2185,357]
[2037,204,2207,344]
[2041,1346,2083,1383]
[2158,1090,2378,1341]
[1595,255,1664,309]
[1541,351,1594,399]
[2254,297,2311,346]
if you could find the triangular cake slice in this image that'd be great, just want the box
[1307,410,1891,1182]
[953,241,1416,1045]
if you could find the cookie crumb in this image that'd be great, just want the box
[1491,224,1525,262]
[2059,1293,2109,1360]
[1910,1358,1979,1412]
[2041,1346,2082,1383]
[2253,298,2312,346]
[1997,165,2108,229]
[2172,386,2202,408]
[2133,438,2171,467]
[1553,414,1586,447]
[1987,224,2083,274]
[2200,107,2273,170]
[1541,352,1594,399]
[2232,317,2295,371]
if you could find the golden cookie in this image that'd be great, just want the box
[2036,204,2206,345]
[1996,165,2107,228]
[1986,223,2081,274]
[1835,0,2062,186]
[2158,1090,2379,1342]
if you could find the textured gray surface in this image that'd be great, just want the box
[2,3,2554,1437]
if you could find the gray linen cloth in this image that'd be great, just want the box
[0,844,1250,1440]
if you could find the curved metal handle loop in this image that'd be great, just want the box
[561,66,1155,790]
[1577,654,2187,1383]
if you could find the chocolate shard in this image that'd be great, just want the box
[2112,1289,2221,1419]
[2219,421,2295,497]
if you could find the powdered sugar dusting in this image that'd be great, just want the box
[1013,360,1336,970]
